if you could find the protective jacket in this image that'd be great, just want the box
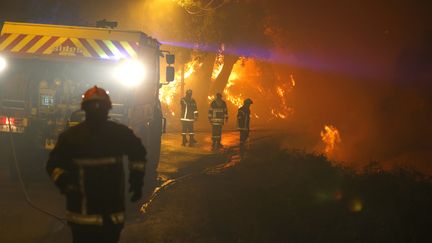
[237,105,251,130]
[180,97,198,121]
[208,99,228,125]
[46,120,146,226]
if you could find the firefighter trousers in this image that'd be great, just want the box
[240,129,249,144]
[181,121,194,135]
[212,125,223,144]
[70,222,123,243]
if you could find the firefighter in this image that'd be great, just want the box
[180,89,198,146]
[237,98,253,145]
[208,93,228,149]
[46,86,146,243]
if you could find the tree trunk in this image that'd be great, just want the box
[211,54,239,94]
[189,52,217,106]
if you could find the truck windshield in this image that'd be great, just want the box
[0,58,129,122]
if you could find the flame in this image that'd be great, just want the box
[159,59,202,116]
[221,58,295,120]
[160,54,296,123]
[277,86,285,97]
[290,74,296,87]
[224,93,244,108]
[159,81,177,106]
[227,71,240,83]
[222,68,244,108]
[212,44,225,80]
[184,60,202,79]
[271,109,287,119]
[212,53,224,80]
[321,125,341,155]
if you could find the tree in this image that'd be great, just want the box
[172,0,274,102]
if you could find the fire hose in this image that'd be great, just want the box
[1,102,66,225]
[2,98,264,225]
[138,133,272,216]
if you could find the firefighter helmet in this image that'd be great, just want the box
[216,92,222,99]
[244,98,253,105]
[186,89,193,95]
[81,86,112,109]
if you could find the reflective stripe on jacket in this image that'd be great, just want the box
[46,120,147,225]
[180,97,198,121]
[208,99,228,125]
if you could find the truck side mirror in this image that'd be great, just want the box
[166,66,175,82]
[166,54,175,65]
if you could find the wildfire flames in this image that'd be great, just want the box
[321,125,341,156]
[159,54,295,123]
[222,58,295,120]
[211,52,224,80]
[159,59,202,107]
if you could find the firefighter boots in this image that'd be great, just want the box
[182,134,188,146]
[217,139,223,148]
[211,138,223,150]
[189,134,197,146]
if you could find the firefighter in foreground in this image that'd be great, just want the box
[208,93,228,149]
[180,89,198,146]
[237,98,253,145]
[46,86,147,243]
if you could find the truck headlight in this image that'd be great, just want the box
[113,59,146,87]
[0,56,7,73]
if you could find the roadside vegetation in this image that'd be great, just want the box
[125,140,432,243]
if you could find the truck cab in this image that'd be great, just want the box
[0,22,173,193]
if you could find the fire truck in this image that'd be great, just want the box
[0,22,174,193]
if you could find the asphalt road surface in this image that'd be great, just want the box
[0,130,268,243]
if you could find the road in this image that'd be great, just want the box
[0,130,261,243]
